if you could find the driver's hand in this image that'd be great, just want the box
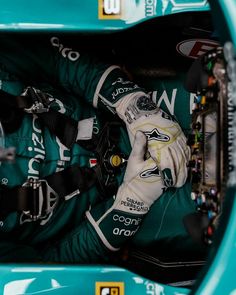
[115,92,191,188]
[86,131,169,250]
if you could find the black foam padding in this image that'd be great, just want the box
[183,212,209,245]
[184,57,209,93]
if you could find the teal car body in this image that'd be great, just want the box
[0,0,209,31]
[0,1,236,294]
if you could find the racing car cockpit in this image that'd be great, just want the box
[102,9,236,286]
[0,1,235,295]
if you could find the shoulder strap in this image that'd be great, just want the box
[0,165,97,221]
[0,88,127,221]
[0,87,82,148]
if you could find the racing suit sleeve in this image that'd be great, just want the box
[0,35,142,113]
[0,228,110,263]
[41,131,167,263]
[40,217,114,263]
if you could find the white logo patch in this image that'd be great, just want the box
[51,37,80,61]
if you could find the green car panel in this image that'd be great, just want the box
[0,0,209,31]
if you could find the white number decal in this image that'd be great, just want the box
[104,0,120,14]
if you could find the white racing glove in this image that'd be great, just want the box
[115,91,191,188]
[86,131,167,250]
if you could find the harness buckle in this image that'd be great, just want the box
[22,178,59,221]
[23,87,53,114]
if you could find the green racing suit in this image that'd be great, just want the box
[0,34,202,263]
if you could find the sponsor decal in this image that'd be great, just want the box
[53,97,70,172]
[98,0,122,20]
[56,137,70,172]
[96,282,124,295]
[145,281,164,295]
[27,115,45,180]
[133,278,165,295]
[50,37,80,61]
[89,158,98,167]
[111,85,139,100]
[120,197,149,213]
[144,128,170,142]
[113,214,142,226]
[151,88,196,116]
[92,116,100,134]
[140,166,161,178]
[20,116,46,226]
[113,227,138,236]
[224,42,236,186]
[176,39,219,59]
[145,0,156,17]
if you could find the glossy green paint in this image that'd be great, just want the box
[0,264,190,294]
[0,0,209,31]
